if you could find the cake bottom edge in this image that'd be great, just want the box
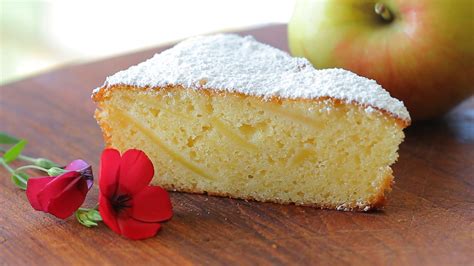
[156,173,393,212]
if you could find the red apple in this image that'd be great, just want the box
[288,0,474,120]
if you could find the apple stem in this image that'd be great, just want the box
[374,3,393,22]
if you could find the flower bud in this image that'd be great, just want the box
[47,167,67,176]
[26,159,93,219]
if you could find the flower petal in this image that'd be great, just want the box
[46,177,89,219]
[65,159,89,171]
[118,149,154,195]
[26,176,55,211]
[99,193,121,235]
[131,186,173,222]
[66,160,94,189]
[117,217,161,240]
[35,172,81,213]
[99,149,121,198]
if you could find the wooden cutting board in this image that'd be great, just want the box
[1,25,473,265]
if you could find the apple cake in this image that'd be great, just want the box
[92,34,410,211]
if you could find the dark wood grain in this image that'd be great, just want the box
[0,24,473,266]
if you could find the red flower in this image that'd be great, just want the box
[99,149,173,240]
[26,160,93,219]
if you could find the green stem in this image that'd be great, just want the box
[374,2,393,22]
[78,204,99,212]
[0,158,27,188]
[17,154,37,164]
[0,158,16,174]
[0,147,37,164]
[15,165,49,173]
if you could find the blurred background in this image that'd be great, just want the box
[0,0,294,84]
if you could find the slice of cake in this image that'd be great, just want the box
[92,34,410,211]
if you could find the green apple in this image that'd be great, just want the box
[288,0,474,120]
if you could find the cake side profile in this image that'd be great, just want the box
[93,34,410,211]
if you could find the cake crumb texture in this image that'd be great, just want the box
[95,86,404,210]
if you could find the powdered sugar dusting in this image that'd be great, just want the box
[96,34,410,121]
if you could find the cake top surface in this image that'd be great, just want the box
[96,34,410,121]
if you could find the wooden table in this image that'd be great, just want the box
[1,25,473,265]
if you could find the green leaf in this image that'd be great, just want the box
[3,139,27,163]
[11,171,29,190]
[0,132,20,144]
